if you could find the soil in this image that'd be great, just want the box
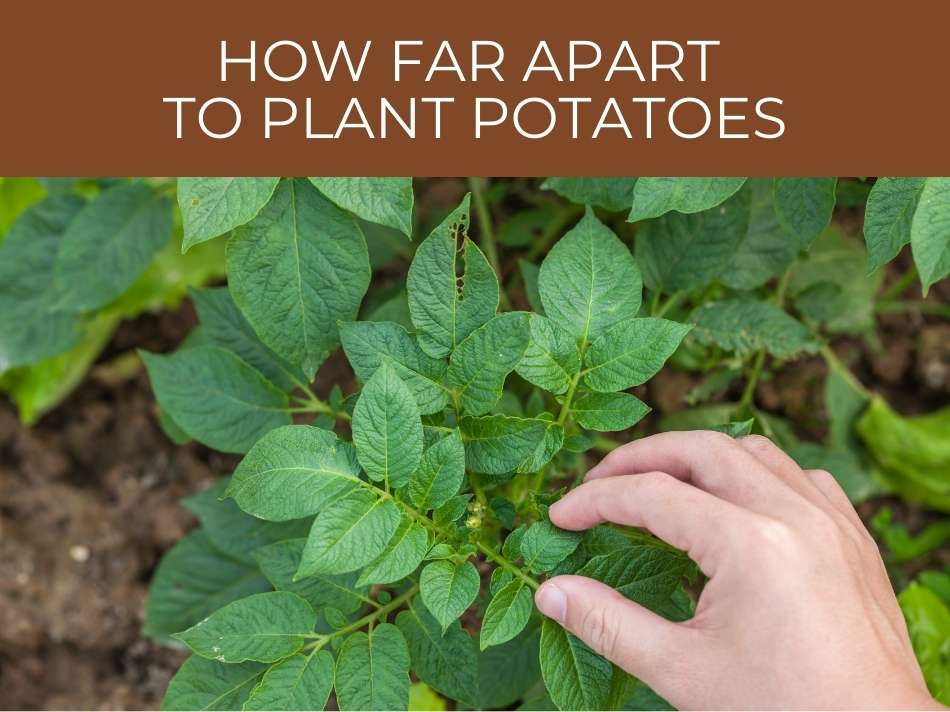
[1,197,947,710]
[0,309,240,710]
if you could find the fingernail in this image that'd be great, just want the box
[535,582,567,623]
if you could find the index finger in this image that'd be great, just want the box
[549,471,758,575]
[585,430,804,516]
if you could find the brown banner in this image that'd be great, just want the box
[1,1,948,175]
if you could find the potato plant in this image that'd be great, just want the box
[125,176,948,710]
[0,177,225,422]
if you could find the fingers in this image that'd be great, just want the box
[535,575,697,686]
[803,468,868,535]
[737,435,829,507]
[584,430,802,515]
[549,471,753,573]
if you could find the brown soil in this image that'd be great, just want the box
[0,310,240,710]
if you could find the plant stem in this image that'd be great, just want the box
[739,349,766,410]
[876,299,950,320]
[656,291,686,319]
[557,372,582,427]
[290,390,351,421]
[592,435,621,454]
[880,266,918,301]
[820,345,872,400]
[304,583,420,651]
[467,177,511,310]
[475,542,540,590]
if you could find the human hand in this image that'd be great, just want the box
[534,431,941,710]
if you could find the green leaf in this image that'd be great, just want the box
[898,583,950,704]
[711,419,755,438]
[584,318,691,392]
[446,312,531,415]
[628,177,747,222]
[539,619,612,711]
[191,286,305,391]
[476,623,542,709]
[539,208,641,344]
[864,177,925,272]
[227,178,370,377]
[419,559,480,631]
[480,580,533,650]
[517,421,565,474]
[173,591,315,663]
[771,177,837,247]
[0,176,46,235]
[787,228,883,334]
[407,429,466,511]
[244,650,334,711]
[516,314,582,395]
[352,362,424,487]
[433,495,471,527]
[825,359,870,450]
[252,539,369,614]
[309,177,413,236]
[178,178,280,251]
[0,194,84,370]
[910,177,950,293]
[542,177,638,211]
[719,180,790,290]
[788,442,877,505]
[690,299,821,359]
[143,529,269,642]
[227,425,362,521]
[520,520,582,574]
[141,346,291,454]
[460,415,547,475]
[856,397,950,512]
[518,259,544,314]
[396,598,478,706]
[409,682,447,711]
[340,320,448,414]
[571,392,650,432]
[407,195,498,358]
[183,478,313,565]
[297,489,402,577]
[635,192,748,291]
[54,182,172,311]
[356,514,428,586]
[162,656,265,711]
[335,623,411,711]
[576,545,695,615]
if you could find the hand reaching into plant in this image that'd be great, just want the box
[535,430,942,711]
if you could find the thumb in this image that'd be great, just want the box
[534,575,695,686]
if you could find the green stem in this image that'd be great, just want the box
[820,346,872,399]
[656,291,686,319]
[475,542,540,590]
[557,372,582,427]
[467,177,510,310]
[880,266,918,301]
[290,392,351,422]
[876,299,950,320]
[304,583,420,651]
[739,349,766,410]
[592,435,621,454]
[470,473,488,508]
[648,290,662,316]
